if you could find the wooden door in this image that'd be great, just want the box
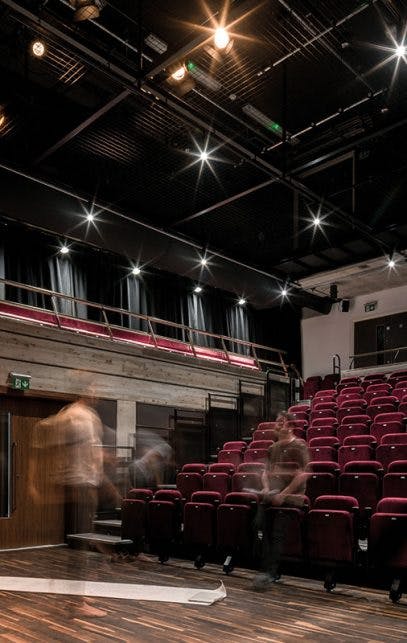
[0,396,67,549]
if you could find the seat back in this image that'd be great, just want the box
[307,461,340,474]
[388,460,407,473]
[338,445,373,468]
[248,440,274,450]
[223,441,246,451]
[176,472,203,501]
[370,421,403,443]
[244,448,268,463]
[191,491,222,505]
[381,433,407,445]
[342,460,383,474]
[339,473,380,510]
[253,428,275,441]
[307,425,336,441]
[382,473,407,498]
[208,463,236,475]
[376,444,407,471]
[337,423,368,444]
[182,463,207,475]
[203,472,230,500]
[231,472,262,492]
[308,436,339,448]
[309,446,336,462]
[342,435,376,447]
[310,417,338,428]
[305,472,337,505]
[237,462,265,474]
[127,488,154,502]
[217,450,242,467]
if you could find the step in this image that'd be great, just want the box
[67,533,132,548]
[93,519,122,535]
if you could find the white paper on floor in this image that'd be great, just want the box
[0,577,226,605]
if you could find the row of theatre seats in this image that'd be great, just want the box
[303,368,407,399]
[120,483,407,602]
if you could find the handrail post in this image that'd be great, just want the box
[251,344,260,370]
[221,337,232,365]
[187,329,197,358]
[147,319,158,348]
[101,307,113,340]
[50,295,62,329]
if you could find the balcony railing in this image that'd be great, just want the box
[0,278,288,374]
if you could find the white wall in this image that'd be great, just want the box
[301,283,407,379]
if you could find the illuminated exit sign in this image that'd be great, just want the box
[9,373,31,391]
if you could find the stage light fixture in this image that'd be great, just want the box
[313,216,321,227]
[214,27,230,50]
[194,286,202,294]
[238,297,246,306]
[59,245,70,255]
[387,258,396,269]
[69,0,103,22]
[31,40,46,58]
[200,257,208,267]
[132,266,141,276]
[396,44,406,57]
[86,212,95,222]
[171,65,186,81]
[281,288,288,297]
[200,151,209,162]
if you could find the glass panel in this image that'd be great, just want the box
[0,412,11,517]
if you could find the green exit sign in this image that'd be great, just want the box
[9,373,31,391]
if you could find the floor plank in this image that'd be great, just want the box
[0,548,405,642]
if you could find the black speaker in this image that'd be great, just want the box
[340,299,350,312]
[330,284,338,300]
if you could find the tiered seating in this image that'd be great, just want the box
[122,389,407,600]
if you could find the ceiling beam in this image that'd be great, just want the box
[34,89,131,165]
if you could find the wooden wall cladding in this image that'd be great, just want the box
[0,317,266,409]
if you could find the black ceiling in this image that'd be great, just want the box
[0,0,407,309]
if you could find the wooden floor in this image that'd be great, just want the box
[0,548,405,642]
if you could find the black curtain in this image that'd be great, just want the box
[226,303,251,354]
[186,292,214,347]
[3,226,51,308]
[48,253,87,318]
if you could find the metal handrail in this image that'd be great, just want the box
[349,345,407,368]
[0,277,287,370]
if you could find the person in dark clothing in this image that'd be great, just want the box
[252,412,309,590]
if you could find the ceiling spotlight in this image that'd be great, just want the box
[194,286,202,294]
[171,65,186,81]
[396,44,406,57]
[131,266,141,276]
[313,217,321,227]
[59,245,70,255]
[200,151,209,162]
[281,288,288,297]
[69,0,103,22]
[86,212,95,222]
[200,257,208,267]
[31,40,46,58]
[214,27,230,50]
[238,298,246,306]
[387,258,396,269]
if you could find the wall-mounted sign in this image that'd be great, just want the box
[364,301,377,313]
[9,373,31,391]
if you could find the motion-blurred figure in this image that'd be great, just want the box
[128,431,173,490]
[252,412,309,590]
[29,397,118,617]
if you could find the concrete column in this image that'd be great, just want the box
[116,400,136,457]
